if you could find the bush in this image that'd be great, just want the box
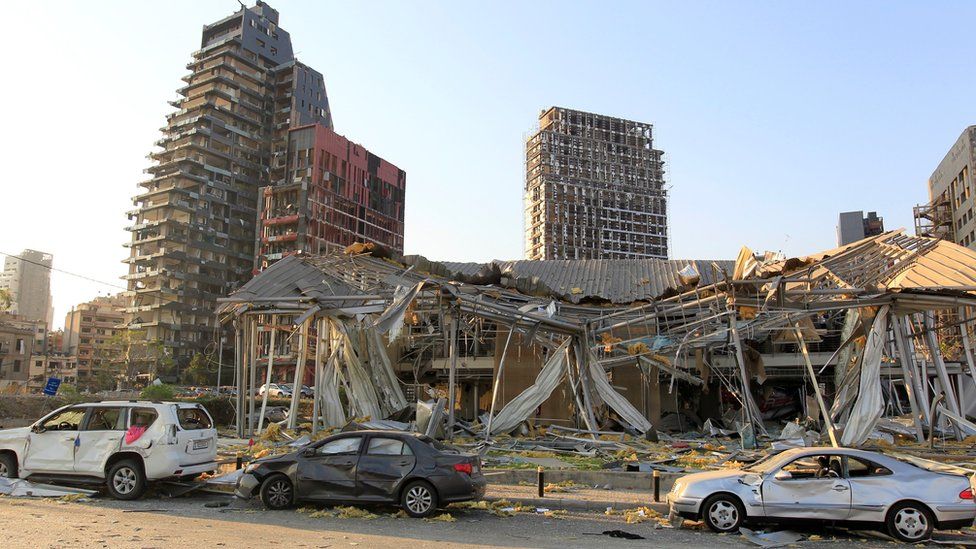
[192,396,235,426]
[140,383,176,401]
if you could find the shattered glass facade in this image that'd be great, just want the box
[525,107,668,260]
[124,2,332,363]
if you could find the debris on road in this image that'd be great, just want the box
[0,477,97,498]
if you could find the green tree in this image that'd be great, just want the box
[140,383,176,400]
[91,329,174,388]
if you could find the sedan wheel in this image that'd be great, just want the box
[401,480,438,518]
[260,475,294,510]
[0,462,9,478]
[703,495,744,533]
[887,502,933,542]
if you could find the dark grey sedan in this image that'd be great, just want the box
[234,430,486,517]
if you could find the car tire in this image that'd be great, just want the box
[701,494,745,533]
[886,501,934,543]
[0,453,17,479]
[260,474,295,510]
[401,480,438,518]
[106,459,147,500]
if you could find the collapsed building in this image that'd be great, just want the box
[218,231,976,449]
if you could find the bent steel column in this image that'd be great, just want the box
[793,321,838,447]
[924,312,963,440]
[890,314,925,441]
[257,315,277,434]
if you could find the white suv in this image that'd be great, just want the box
[0,401,217,500]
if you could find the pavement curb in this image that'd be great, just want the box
[483,494,670,514]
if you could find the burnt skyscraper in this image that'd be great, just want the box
[524,107,668,260]
[124,2,332,363]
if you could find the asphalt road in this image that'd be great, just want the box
[0,492,934,548]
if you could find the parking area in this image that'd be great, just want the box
[0,491,909,549]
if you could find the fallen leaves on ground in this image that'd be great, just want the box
[296,505,378,519]
[425,513,456,523]
[623,506,662,524]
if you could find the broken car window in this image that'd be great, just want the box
[846,456,892,477]
[781,455,843,479]
[317,437,362,455]
[130,408,159,429]
[177,408,213,430]
[367,437,412,456]
[84,407,126,431]
[41,408,86,431]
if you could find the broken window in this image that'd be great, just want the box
[317,437,362,455]
[366,437,412,456]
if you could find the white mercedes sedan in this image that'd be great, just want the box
[668,447,975,543]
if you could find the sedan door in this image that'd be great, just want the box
[23,407,87,473]
[74,406,126,475]
[762,454,852,520]
[356,436,417,501]
[296,436,363,500]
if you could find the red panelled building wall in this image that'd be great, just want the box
[255,124,406,271]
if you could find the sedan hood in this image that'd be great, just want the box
[674,468,763,492]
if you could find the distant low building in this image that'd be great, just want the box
[63,294,126,383]
[0,313,39,393]
[28,354,77,393]
[837,211,884,246]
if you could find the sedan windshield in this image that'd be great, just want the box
[743,450,796,474]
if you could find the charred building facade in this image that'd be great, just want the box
[124,2,332,362]
[255,124,406,270]
[525,107,668,260]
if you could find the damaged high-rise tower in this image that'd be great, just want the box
[124,2,332,364]
[524,107,668,260]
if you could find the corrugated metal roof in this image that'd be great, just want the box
[228,255,735,307]
[439,259,734,304]
[887,240,976,291]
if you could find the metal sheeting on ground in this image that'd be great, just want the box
[587,351,653,433]
[0,478,98,498]
[840,306,888,446]
[489,339,572,435]
[337,324,383,420]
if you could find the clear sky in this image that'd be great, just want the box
[2,1,975,329]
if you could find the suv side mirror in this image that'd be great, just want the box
[774,470,792,481]
[31,424,45,434]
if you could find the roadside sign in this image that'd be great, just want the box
[43,377,62,396]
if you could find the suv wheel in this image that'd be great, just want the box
[260,474,294,510]
[702,494,744,533]
[106,459,147,500]
[887,501,934,542]
[401,480,438,518]
[0,453,17,478]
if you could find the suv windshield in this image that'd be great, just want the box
[177,407,213,430]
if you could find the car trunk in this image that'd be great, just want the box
[173,404,217,462]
